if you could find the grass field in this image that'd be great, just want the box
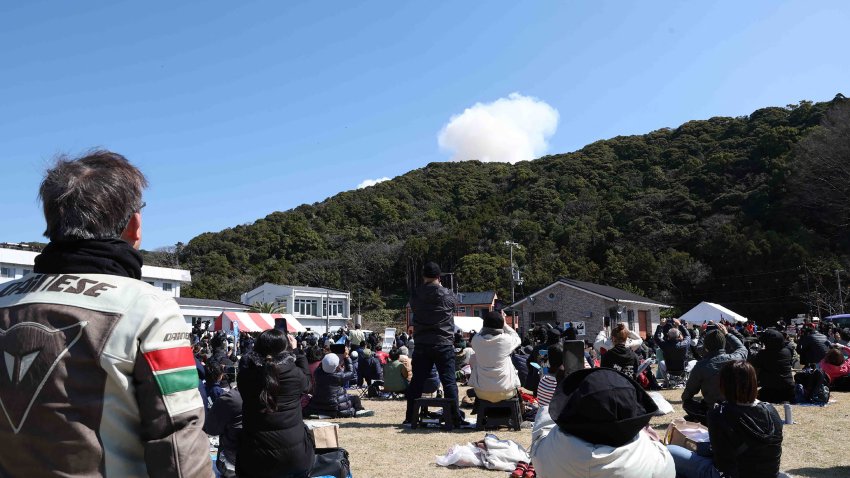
[325,386,850,478]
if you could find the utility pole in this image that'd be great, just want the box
[326,289,330,333]
[504,241,523,324]
[837,270,845,314]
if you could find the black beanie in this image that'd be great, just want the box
[483,310,504,329]
[423,262,441,279]
[704,330,726,352]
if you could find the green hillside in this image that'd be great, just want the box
[174,94,850,324]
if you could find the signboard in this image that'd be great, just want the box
[573,321,586,336]
[382,327,396,350]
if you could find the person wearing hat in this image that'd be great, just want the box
[454,340,475,382]
[305,352,374,418]
[529,368,675,477]
[681,323,747,424]
[405,262,464,426]
[468,310,522,402]
[748,328,795,403]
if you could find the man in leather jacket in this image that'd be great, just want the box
[404,262,464,426]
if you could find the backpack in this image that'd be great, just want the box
[793,366,831,404]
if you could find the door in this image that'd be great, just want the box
[638,310,648,339]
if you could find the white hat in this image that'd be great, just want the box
[350,351,359,359]
[321,353,340,373]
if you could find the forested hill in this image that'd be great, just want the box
[175,94,850,323]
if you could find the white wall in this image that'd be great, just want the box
[0,247,191,297]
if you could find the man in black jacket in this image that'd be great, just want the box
[204,388,242,478]
[404,262,464,426]
[658,326,694,377]
[749,328,795,403]
[797,327,830,365]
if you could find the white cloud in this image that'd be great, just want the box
[438,92,559,163]
[356,177,390,189]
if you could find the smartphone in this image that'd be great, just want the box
[329,343,346,354]
[562,340,586,376]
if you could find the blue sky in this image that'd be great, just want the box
[1,1,848,250]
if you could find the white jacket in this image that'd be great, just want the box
[594,328,644,353]
[468,325,522,396]
[531,406,675,478]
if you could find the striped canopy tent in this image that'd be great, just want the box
[214,311,306,333]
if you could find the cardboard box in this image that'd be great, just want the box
[305,420,340,448]
[664,418,711,456]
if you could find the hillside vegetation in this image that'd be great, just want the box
[173,95,850,323]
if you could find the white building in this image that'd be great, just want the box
[175,297,250,327]
[0,244,191,298]
[241,283,351,333]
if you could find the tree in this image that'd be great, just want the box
[789,98,850,237]
[249,302,284,314]
[455,253,507,294]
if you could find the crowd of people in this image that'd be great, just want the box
[3,152,848,477]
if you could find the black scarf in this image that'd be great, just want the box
[34,239,143,279]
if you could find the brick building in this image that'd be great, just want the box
[510,278,669,340]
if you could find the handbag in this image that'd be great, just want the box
[309,447,352,478]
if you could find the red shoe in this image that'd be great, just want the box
[510,461,528,478]
[523,463,536,478]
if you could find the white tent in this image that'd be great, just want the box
[453,316,483,333]
[678,301,748,324]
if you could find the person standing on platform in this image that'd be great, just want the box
[404,262,464,426]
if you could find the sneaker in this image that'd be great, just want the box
[355,409,375,417]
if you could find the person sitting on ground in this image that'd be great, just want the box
[681,324,747,424]
[305,353,374,418]
[358,347,384,388]
[658,324,695,378]
[374,344,389,365]
[454,341,475,382]
[595,325,644,355]
[349,350,360,386]
[536,342,564,407]
[748,328,795,403]
[601,323,640,378]
[797,326,831,365]
[204,387,243,478]
[398,345,413,379]
[512,345,532,388]
[668,360,783,478]
[468,310,523,403]
[237,329,313,478]
[383,349,410,395]
[305,346,324,391]
[205,361,229,407]
[819,344,850,389]
[530,368,675,478]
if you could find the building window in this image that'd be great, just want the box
[458,306,467,315]
[22,269,32,276]
[146,281,155,286]
[0,267,13,278]
[323,300,344,317]
[275,300,287,313]
[627,310,635,330]
[162,283,173,292]
[294,299,318,316]
[531,311,557,323]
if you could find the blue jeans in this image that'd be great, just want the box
[405,343,461,423]
[667,445,720,478]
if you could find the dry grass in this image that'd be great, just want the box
[323,387,850,478]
